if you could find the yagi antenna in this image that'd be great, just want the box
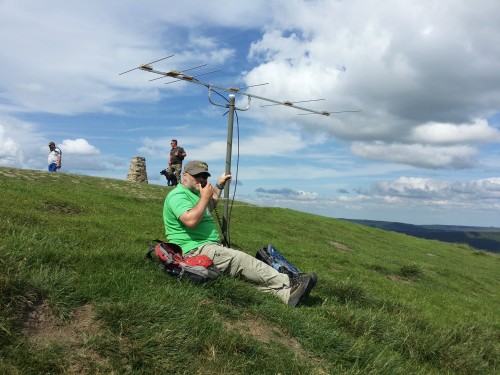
[120,57,360,116]
[118,55,174,75]
[227,83,269,92]
[163,69,222,85]
[120,56,361,247]
[298,109,362,116]
[260,98,325,108]
[148,63,208,82]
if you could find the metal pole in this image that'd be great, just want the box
[222,94,235,246]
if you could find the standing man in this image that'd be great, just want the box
[163,160,317,307]
[167,139,186,186]
[47,141,62,172]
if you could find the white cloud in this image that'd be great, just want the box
[255,187,318,201]
[357,177,500,207]
[240,0,500,169]
[59,139,100,155]
[351,142,477,169]
[253,177,500,210]
[0,125,22,166]
[0,119,47,169]
[0,1,246,116]
[237,125,305,156]
[246,176,500,226]
[410,119,500,144]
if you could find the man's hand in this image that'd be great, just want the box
[199,182,213,200]
[217,173,232,187]
[179,181,214,228]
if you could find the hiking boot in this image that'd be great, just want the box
[290,272,317,293]
[287,273,317,307]
[305,272,317,297]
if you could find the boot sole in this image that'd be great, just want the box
[288,275,313,307]
[302,272,317,301]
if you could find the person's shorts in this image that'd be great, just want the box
[48,163,58,172]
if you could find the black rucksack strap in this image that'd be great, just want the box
[146,239,164,260]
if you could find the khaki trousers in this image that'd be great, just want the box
[189,243,291,304]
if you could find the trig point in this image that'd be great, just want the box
[126,156,148,183]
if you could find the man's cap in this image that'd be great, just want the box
[48,141,55,146]
[184,160,210,176]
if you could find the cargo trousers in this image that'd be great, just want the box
[167,163,182,185]
[189,243,291,304]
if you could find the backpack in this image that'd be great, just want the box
[256,244,301,279]
[147,240,220,283]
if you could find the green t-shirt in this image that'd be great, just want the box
[163,184,220,254]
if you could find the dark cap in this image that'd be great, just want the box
[184,160,210,176]
[48,141,55,146]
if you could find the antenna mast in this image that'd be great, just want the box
[222,94,236,245]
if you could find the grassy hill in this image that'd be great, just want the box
[0,166,498,374]
[340,219,500,253]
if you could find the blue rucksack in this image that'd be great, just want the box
[255,244,300,279]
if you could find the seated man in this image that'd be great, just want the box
[163,160,317,307]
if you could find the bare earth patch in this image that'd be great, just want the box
[24,301,96,345]
[223,316,330,374]
[23,301,111,373]
[329,241,352,251]
[387,274,413,284]
[224,316,307,358]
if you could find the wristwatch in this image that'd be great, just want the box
[215,183,224,190]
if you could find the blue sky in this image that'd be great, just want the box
[1,0,499,227]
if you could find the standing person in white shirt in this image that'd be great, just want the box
[47,142,62,172]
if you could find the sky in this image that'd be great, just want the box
[1,0,499,227]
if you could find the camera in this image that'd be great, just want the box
[200,181,207,188]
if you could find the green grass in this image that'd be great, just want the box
[1,166,499,374]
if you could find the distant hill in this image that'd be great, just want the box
[339,219,500,253]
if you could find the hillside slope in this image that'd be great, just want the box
[1,167,498,374]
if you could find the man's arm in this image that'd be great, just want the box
[178,184,213,228]
[56,149,62,169]
[208,173,231,211]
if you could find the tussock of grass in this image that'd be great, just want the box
[328,278,369,305]
[398,264,423,280]
[1,167,499,374]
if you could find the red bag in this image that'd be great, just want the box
[147,241,219,283]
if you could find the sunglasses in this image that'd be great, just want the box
[193,173,210,179]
